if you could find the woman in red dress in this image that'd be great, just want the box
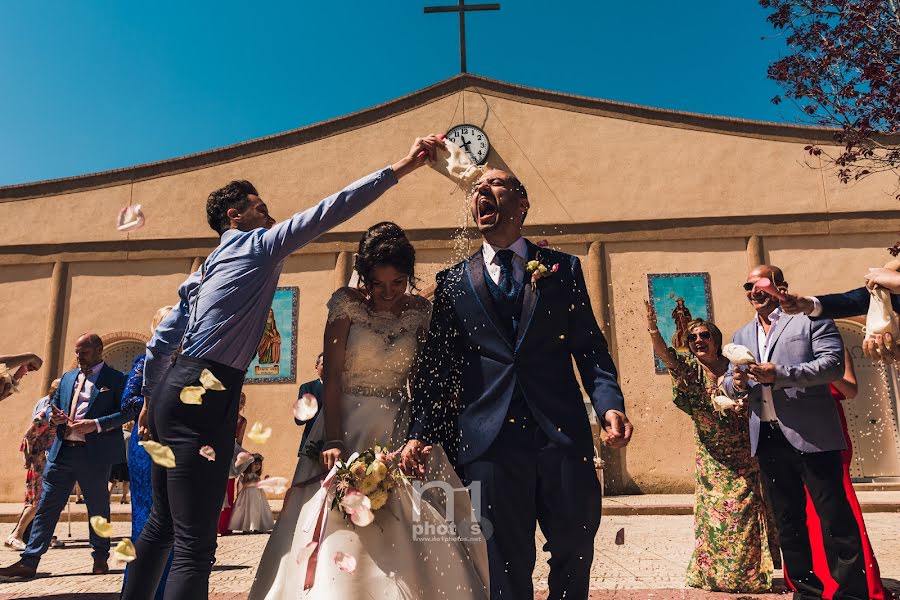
[218,393,248,536]
[799,347,887,599]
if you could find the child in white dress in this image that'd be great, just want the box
[228,454,275,534]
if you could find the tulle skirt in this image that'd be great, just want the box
[249,391,488,600]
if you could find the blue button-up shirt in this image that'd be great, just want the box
[143,166,398,396]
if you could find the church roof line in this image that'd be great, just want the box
[0,73,865,201]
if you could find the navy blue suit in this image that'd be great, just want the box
[411,240,625,600]
[22,363,127,568]
[295,378,323,456]
[815,286,900,319]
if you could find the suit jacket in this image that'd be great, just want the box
[47,363,128,464]
[295,378,323,456]
[410,240,625,465]
[724,313,845,456]
[815,286,900,320]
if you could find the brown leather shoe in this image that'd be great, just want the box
[91,558,109,575]
[0,560,37,579]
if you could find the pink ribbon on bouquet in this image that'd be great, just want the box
[301,452,358,591]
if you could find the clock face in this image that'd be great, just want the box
[445,124,490,165]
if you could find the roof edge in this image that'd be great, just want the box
[0,73,874,202]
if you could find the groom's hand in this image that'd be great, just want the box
[401,439,432,478]
[602,410,633,449]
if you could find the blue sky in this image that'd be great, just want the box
[0,1,796,186]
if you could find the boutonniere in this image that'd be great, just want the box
[98,387,111,393]
[525,255,559,291]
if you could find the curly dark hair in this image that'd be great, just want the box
[354,222,417,290]
[206,180,258,235]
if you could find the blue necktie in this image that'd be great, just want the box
[496,249,520,302]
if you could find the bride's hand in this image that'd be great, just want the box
[321,447,342,470]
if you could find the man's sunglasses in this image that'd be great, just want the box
[687,331,712,342]
[743,281,783,292]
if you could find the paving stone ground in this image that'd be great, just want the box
[0,513,898,599]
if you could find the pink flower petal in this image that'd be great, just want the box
[199,446,216,461]
[350,507,374,527]
[116,205,145,232]
[334,552,357,573]
[256,476,289,495]
[339,490,371,515]
[293,393,319,422]
[295,541,318,565]
[536,239,549,247]
[235,451,254,469]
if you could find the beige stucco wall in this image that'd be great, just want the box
[0,264,53,500]
[1,82,899,500]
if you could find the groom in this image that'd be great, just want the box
[404,169,632,600]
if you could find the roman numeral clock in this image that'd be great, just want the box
[446,124,490,165]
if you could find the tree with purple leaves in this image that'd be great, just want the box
[760,0,900,192]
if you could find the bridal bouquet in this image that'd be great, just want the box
[332,445,404,527]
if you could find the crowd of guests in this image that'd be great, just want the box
[1,130,897,599]
[0,319,296,595]
[646,263,894,598]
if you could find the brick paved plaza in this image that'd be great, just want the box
[0,512,898,599]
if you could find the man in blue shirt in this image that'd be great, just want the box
[121,134,443,600]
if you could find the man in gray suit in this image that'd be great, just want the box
[725,265,867,600]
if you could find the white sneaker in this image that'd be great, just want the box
[4,537,26,551]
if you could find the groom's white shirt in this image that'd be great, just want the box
[482,237,527,286]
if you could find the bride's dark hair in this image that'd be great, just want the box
[354,222,418,291]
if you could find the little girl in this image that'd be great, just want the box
[228,454,275,533]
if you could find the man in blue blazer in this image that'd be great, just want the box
[724,266,867,600]
[404,169,632,600]
[0,333,128,580]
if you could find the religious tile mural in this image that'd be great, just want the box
[646,273,713,373]
[245,286,298,384]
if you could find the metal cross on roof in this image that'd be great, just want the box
[424,0,500,73]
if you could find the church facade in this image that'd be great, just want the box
[1,74,898,500]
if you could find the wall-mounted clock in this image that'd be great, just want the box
[446,124,490,165]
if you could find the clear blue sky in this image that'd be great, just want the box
[0,1,797,186]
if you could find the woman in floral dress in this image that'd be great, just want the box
[5,382,59,550]
[646,303,773,593]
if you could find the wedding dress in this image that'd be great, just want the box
[249,288,489,599]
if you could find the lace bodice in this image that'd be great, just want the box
[326,288,431,391]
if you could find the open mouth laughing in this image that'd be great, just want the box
[476,193,499,227]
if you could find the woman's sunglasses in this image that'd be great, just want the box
[687,331,712,342]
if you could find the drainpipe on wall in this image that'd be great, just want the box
[41,261,68,395]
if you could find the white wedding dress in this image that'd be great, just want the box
[249,288,489,600]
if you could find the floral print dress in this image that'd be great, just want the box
[669,353,774,593]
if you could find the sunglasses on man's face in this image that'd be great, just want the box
[687,331,712,342]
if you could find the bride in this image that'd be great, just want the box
[250,222,489,599]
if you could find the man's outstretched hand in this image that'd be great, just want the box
[602,410,633,449]
[400,439,432,478]
[391,135,444,179]
[779,293,813,315]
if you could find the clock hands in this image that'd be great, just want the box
[458,135,477,162]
